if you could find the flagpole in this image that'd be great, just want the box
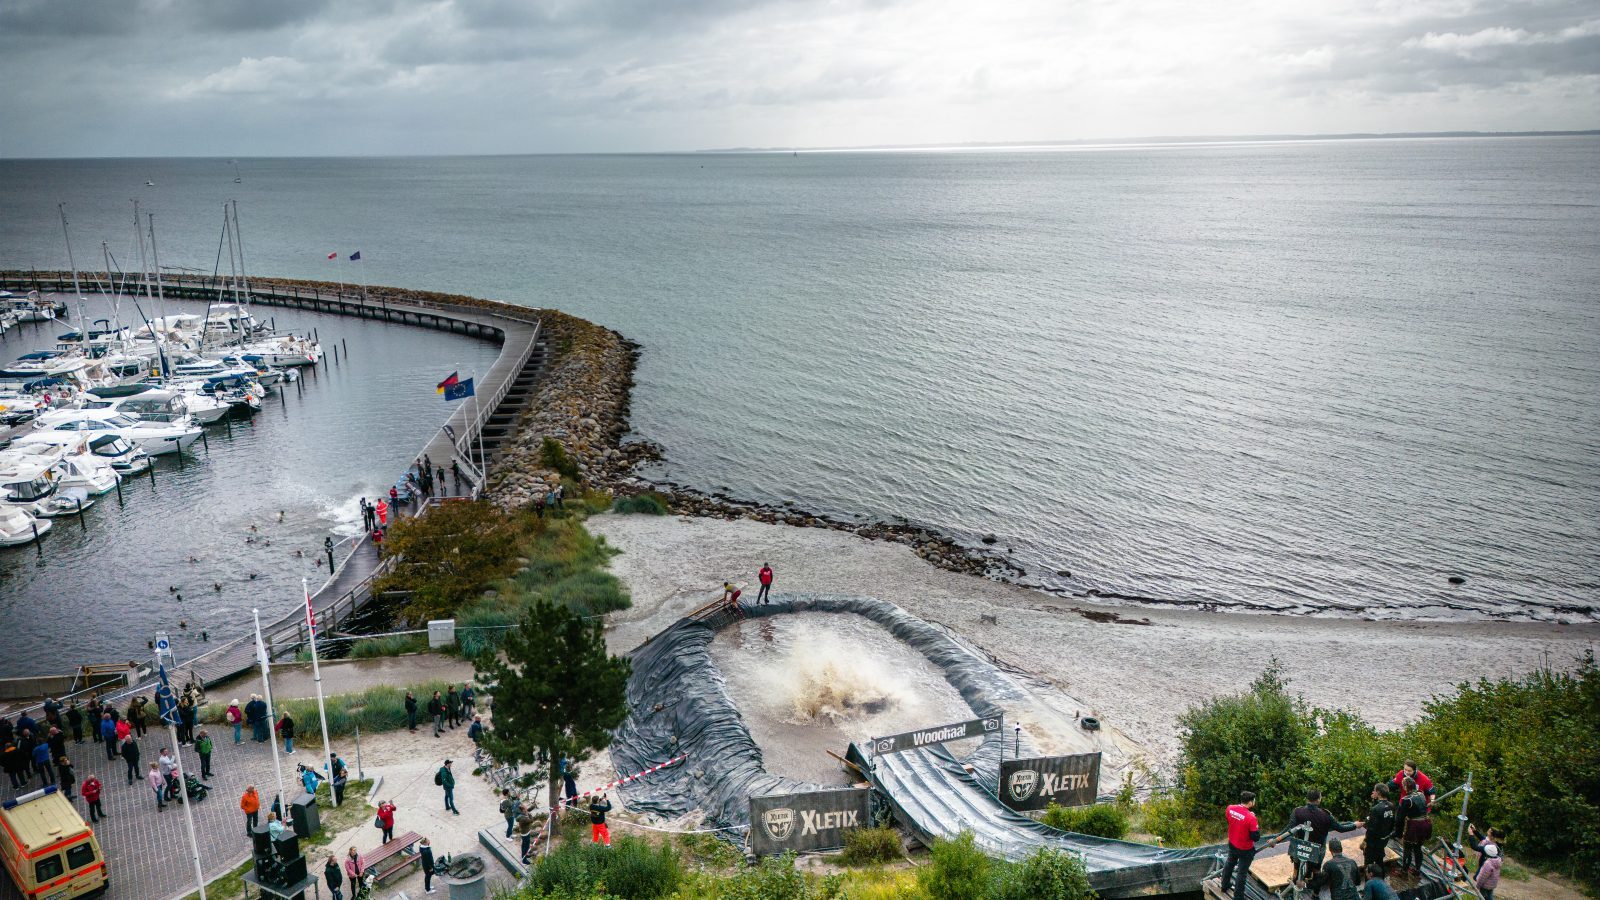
[253,609,290,819]
[330,254,346,300]
[154,634,207,899]
[303,577,337,805]
[354,253,368,304]
[470,367,487,493]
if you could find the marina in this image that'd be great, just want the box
[0,273,545,682]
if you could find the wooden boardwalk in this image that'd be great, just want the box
[0,273,547,708]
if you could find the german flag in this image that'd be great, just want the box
[436,371,459,394]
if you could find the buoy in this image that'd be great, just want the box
[1448,576,1466,585]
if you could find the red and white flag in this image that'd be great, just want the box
[326,251,337,260]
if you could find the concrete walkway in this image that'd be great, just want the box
[209,655,477,702]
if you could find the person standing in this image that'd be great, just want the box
[226,699,243,744]
[404,691,418,732]
[436,760,458,815]
[757,563,774,604]
[81,773,105,823]
[467,715,485,746]
[516,805,538,864]
[1362,783,1397,870]
[1,740,23,790]
[99,714,117,761]
[46,728,67,772]
[420,837,437,894]
[428,691,444,738]
[1475,843,1502,900]
[1392,760,1436,806]
[330,753,348,806]
[445,685,461,729]
[460,684,475,717]
[30,739,55,786]
[1396,777,1431,875]
[66,702,84,744]
[589,793,613,846]
[301,764,321,796]
[179,693,198,745]
[196,729,214,779]
[1310,838,1363,900]
[241,785,261,833]
[248,694,269,743]
[324,855,344,900]
[114,716,131,745]
[1221,791,1262,900]
[1272,789,1357,847]
[344,847,364,887]
[377,799,397,843]
[158,747,177,800]
[500,790,519,838]
[147,762,166,809]
[56,756,76,800]
[277,711,296,754]
[120,737,141,785]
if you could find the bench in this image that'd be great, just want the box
[359,831,422,885]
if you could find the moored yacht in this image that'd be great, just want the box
[0,451,95,517]
[0,504,50,547]
[32,408,202,456]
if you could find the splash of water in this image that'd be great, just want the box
[778,636,912,725]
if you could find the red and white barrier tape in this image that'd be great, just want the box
[557,753,688,810]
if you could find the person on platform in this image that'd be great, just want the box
[1361,863,1400,900]
[757,563,774,603]
[1220,791,1262,900]
[1362,783,1397,869]
[1392,760,1436,805]
[1308,838,1363,900]
[1272,789,1358,847]
[1396,777,1431,875]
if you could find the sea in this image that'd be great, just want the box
[0,137,1595,672]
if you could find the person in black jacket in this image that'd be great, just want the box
[427,692,444,737]
[445,686,461,729]
[589,793,613,847]
[405,692,419,732]
[1273,789,1359,847]
[1395,778,1431,874]
[1363,784,1397,869]
[1309,838,1364,900]
[420,836,437,894]
[120,737,141,785]
[324,855,344,900]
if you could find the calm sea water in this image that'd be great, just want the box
[2,138,1597,630]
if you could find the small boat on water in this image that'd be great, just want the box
[0,450,96,517]
[2,443,119,496]
[0,290,66,323]
[16,429,150,474]
[80,383,230,425]
[0,504,50,547]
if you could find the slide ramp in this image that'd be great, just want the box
[862,737,1219,897]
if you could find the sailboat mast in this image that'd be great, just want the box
[147,214,172,378]
[223,203,242,346]
[231,200,254,344]
[132,198,157,320]
[59,204,86,340]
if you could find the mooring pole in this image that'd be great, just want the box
[114,474,124,506]
[76,497,86,530]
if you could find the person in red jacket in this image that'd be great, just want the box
[1220,791,1262,900]
[81,774,105,823]
[1391,760,1435,805]
[757,564,774,604]
[376,799,397,843]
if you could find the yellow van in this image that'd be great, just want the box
[0,786,107,898]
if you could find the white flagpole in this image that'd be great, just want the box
[253,609,290,818]
[303,577,337,804]
[470,367,487,488]
[355,253,368,304]
[154,635,207,899]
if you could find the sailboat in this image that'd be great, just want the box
[232,160,242,184]
[144,179,154,186]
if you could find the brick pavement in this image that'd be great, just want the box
[2,722,307,900]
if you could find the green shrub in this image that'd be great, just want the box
[1302,709,1405,820]
[839,826,903,866]
[1137,794,1204,847]
[612,494,668,515]
[1040,803,1128,840]
[455,597,520,658]
[1177,661,1311,824]
[544,569,631,617]
[676,832,742,869]
[527,835,679,899]
[989,848,1095,900]
[919,832,991,900]
[348,633,428,658]
[717,853,813,900]
[541,437,581,482]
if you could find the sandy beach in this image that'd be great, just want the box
[592,513,1600,770]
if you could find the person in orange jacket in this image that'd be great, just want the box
[241,784,261,835]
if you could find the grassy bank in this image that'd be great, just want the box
[200,683,452,739]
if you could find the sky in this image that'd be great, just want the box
[1,0,1596,157]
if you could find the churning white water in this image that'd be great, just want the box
[709,612,976,784]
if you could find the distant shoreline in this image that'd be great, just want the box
[698,129,1600,153]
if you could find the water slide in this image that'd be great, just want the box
[611,594,1219,897]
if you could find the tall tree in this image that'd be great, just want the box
[372,500,523,623]
[476,597,631,823]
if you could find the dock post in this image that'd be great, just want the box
[76,497,86,530]
[32,522,42,557]
[148,460,157,489]
[114,474,124,506]
[201,429,209,453]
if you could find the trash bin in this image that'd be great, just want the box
[440,852,489,900]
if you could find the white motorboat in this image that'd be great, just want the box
[218,355,283,386]
[211,334,322,368]
[15,429,150,474]
[0,390,49,426]
[0,451,95,517]
[2,443,119,496]
[33,409,202,456]
[79,383,229,425]
[0,290,65,323]
[0,504,50,547]
[168,353,229,378]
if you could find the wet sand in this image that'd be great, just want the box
[592,513,1600,768]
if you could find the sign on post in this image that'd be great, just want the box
[999,752,1102,811]
[871,715,1002,757]
[749,788,870,856]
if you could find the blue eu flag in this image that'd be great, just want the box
[443,378,475,401]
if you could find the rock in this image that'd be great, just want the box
[981,534,998,545]
[1057,570,1072,578]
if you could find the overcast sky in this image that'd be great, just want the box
[2,0,1596,157]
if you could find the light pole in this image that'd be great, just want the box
[154,632,207,899]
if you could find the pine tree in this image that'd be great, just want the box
[475,597,631,826]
